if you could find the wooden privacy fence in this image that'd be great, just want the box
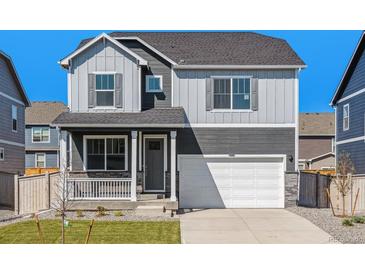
[0,172,16,208]
[330,176,365,215]
[298,171,330,208]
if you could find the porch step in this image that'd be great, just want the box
[138,194,165,201]
[135,205,169,216]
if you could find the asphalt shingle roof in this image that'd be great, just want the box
[52,107,186,127]
[77,32,305,66]
[26,102,68,125]
[299,113,335,136]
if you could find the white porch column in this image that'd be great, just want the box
[131,131,138,201]
[59,130,67,172]
[170,131,177,202]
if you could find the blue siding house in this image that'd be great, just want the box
[331,31,365,175]
[25,102,67,174]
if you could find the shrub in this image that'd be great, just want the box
[342,219,354,226]
[76,210,84,218]
[96,206,107,217]
[351,216,365,224]
[114,211,123,217]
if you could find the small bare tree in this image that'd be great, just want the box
[332,152,355,217]
[51,168,74,244]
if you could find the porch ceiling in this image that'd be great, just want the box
[51,107,187,128]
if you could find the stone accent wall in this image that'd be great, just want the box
[285,172,298,207]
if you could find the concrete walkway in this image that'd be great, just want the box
[180,209,334,244]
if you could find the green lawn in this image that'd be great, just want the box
[0,220,181,244]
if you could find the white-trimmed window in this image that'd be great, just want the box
[146,75,163,92]
[0,148,4,161]
[32,127,50,143]
[343,104,349,131]
[35,153,46,168]
[213,77,251,110]
[95,74,115,107]
[85,136,128,171]
[12,105,17,132]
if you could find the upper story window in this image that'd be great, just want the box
[213,78,251,110]
[146,75,163,93]
[0,148,4,161]
[32,127,50,143]
[343,104,349,131]
[12,105,17,132]
[95,74,115,107]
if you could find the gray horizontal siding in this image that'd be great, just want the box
[173,70,296,124]
[342,47,365,98]
[0,56,23,101]
[25,151,59,168]
[336,97,365,141]
[337,140,365,174]
[0,95,25,145]
[176,127,295,171]
[25,126,59,149]
[120,40,172,109]
[70,39,140,112]
[0,143,25,174]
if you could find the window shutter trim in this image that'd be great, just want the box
[115,73,123,108]
[206,78,213,111]
[88,74,95,108]
[251,78,259,111]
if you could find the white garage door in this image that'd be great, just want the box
[179,155,285,208]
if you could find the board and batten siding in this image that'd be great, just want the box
[69,39,140,113]
[173,70,296,124]
[120,40,172,109]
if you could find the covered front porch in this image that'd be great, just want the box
[59,129,179,210]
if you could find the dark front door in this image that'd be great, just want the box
[145,138,165,191]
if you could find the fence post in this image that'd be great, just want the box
[316,172,320,208]
[45,172,50,209]
[14,174,19,215]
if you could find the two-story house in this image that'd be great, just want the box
[53,32,305,209]
[331,31,365,175]
[25,101,67,175]
[299,113,335,170]
[0,50,31,175]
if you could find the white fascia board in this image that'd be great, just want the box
[173,64,307,70]
[59,33,148,67]
[330,31,365,106]
[116,36,177,65]
[51,123,185,128]
[308,152,335,162]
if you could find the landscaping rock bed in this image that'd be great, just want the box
[288,206,365,244]
[37,209,178,222]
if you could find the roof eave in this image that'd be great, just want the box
[51,123,186,128]
[59,33,148,68]
[173,64,307,69]
[330,31,365,106]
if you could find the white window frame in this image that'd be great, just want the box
[211,76,253,111]
[35,153,46,168]
[12,105,18,132]
[146,75,163,93]
[343,104,349,131]
[94,73,116,108]
[32,127,50,143]
[0,147,4,161]
[83,135,128,171]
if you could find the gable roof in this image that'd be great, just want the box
[330,31,365,106]
[26,101,68,125]
[299,113,335,136]
[0,50,31,107]
[75,32,306,68]
[59,33,148,68]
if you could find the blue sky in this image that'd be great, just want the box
[0,30,361,112]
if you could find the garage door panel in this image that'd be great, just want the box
[179,155,285,209]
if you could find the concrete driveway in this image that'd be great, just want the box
[180,209,333,244]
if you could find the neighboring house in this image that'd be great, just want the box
[53,32,305,209]
[299,113,335,170]
[331,31,365,175]
[25,102,68,175]
[0,51,31,175]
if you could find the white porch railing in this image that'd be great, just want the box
[67,178,132,200]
